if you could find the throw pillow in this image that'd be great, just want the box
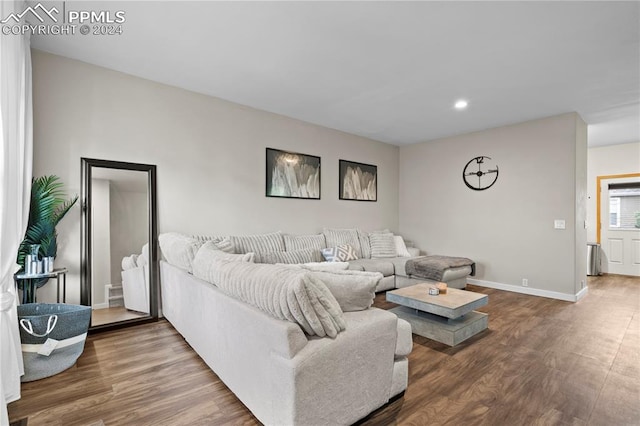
[229,231,285,254]
[357,229,371,259]
[322,228,362,258]
[369,232,397,258]
[201,260,345,338]
[192,235,235,253]
[192,242,254,283]
[283,234,327,251]
[309,270,381,311]
[158,232,203,272]
[255,248,323,264]
[321,244,359,262]
[394,236,412,257]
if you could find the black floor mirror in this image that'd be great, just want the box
[80,158,159,331]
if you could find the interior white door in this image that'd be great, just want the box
[600,177,640,276]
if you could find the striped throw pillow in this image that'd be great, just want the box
[322,228,362,258]
[283,234,326,251]
[255,248,323,264]
[230,231,285,254]
[357,229,371,259]
[369,232,397,258]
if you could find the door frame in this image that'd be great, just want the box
[596,173,640,244]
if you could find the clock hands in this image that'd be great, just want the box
[464,168,498,177]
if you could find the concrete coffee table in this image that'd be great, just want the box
[386,283,488,346]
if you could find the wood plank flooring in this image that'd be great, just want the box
[8,274,640,425]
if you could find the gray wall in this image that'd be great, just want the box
[587,142,640,242]
[31,50,400,303]
[399,113,587,299]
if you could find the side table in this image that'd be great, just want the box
[15,268,68,304]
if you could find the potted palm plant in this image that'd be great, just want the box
[17,175,78,303]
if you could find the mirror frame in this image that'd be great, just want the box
[81,157,159,331]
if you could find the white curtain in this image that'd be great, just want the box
[0,0,33,423]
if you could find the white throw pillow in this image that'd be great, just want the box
[158,232,203,272]
[394,236,412,257]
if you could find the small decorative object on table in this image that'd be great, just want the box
[428,286,439,296]
[436,282,448,294]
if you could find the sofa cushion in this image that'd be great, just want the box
[230,231,285,254]
[369,232,397,258]
[159,232,204,273]
[283,234,326,251]
[255,248,323,264]
[321,244,358,262]
[388,256,422,277]
[347,259,395,277]
[309,270,381,312]
[298,262,350,271]
[323,228,362,258]
[202,260,345,338]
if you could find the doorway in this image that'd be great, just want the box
[598,174,640,276]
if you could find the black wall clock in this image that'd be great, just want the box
[463,156,499,191]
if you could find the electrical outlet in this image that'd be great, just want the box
[522,279,528,287]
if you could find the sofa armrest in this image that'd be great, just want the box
[280,308,399,425]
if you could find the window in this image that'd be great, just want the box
[609,184,640,229]
[609,197,620,227]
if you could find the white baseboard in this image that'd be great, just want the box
[92,302,109,310]
[467,278,588,302]
[575,286,589,301]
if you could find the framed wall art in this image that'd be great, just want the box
[266,148,321,199]
[339,159,377,201]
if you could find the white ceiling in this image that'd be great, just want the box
[31,1,639,147]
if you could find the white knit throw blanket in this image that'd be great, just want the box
[194,259,346,338]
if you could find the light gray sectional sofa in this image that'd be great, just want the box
[159,231,414,425]
[195,228,472,290]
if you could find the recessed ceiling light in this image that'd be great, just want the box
[454,100,468,110]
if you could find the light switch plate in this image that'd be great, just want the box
[554,219,566,230]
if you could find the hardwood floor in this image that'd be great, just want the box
[8,275,640,425]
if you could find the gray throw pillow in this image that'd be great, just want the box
[369,232,397,258]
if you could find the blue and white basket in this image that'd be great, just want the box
[17,303,91,382]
